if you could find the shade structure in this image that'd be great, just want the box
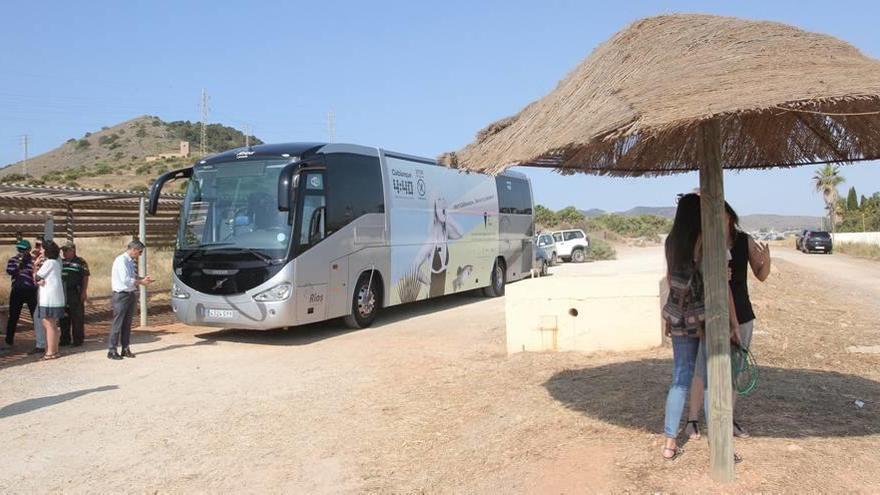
[441,13,880,483]
[440,14,880,175]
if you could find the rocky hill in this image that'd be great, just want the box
[0,115,261,191]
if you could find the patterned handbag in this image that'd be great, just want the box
[662,266,705,338]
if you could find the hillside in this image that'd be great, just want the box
[1,115,261,191]
[579,206,821,232]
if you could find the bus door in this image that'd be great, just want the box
[293,169,328,323]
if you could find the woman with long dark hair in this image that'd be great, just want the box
[661,193,741,460]
[684,202,771,440]
[34,240,65,360]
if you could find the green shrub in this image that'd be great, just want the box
[94,163,113,175]
[114,152,125,160]
[103,183,113,188]
[65,180,81,188]
[84,132,92,138]
[3,173,27,183]
[28,178,45,186]
[135,127,147,138]
[109,143,121,150]
[131,185,149,192]
[66,138,76,144]
[586,238,617,261]
[135,164,152,175]
[98,133,119,146]
[76,139,90,150]
[118,129,126,135]
[101,126,109,131]
[151,119,162,127]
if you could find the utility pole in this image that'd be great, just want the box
[200,89,210,156]
[327,110,336,143]
[244,123,250,147]
[19,134,29,178]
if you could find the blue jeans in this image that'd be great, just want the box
[34,313,46,349]
[664,335,707,438]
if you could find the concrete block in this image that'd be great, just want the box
[505,273,664,354]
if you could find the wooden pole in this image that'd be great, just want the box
[698,119,735,482]
[138,196,148,328]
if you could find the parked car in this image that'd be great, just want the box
[535,233,557,265]
[800,230,833,254]
[532,237,551,276]
[551,229,590,263]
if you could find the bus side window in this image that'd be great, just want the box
[325,153,384,234]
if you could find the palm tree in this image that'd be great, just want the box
[813,164,845,232]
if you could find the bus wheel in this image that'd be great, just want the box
[344,275,379,329]
[483,259,506,297]
[571,248,586,263]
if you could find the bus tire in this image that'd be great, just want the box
[344,274,380,329]
[571,248,586,263]
[483,258,506,297]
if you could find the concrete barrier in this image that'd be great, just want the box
[505,273,664,354]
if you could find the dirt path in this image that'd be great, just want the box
[772,246,880,302]
[0,248,878,493]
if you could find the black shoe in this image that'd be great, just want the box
[107,350,123,360]
[59,341,71,347]
[121,348,135,358]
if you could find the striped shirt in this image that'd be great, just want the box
[6,253,36,290]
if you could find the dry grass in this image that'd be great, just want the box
[836,241,880,260]
[0,236,172,303]
[441,14,880,176]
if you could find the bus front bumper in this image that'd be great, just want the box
[170,275,297,330]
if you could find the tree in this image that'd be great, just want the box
[534,204,558,229]
[812,164,844,231]
[556,206,585,226]
[846,186,859,211]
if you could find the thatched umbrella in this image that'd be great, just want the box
[442,13,880,481]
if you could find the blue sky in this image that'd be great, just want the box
[2,0,878,216]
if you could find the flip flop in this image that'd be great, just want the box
[733,421,750,438]
[663,446,683,461]
[40,354,60,361]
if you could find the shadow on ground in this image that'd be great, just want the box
[195,291,490,346]
[0,385,118,419]
[544,359,880,438]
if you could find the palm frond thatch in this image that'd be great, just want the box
[441,14,880,176]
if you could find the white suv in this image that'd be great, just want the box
[551,229,590,263]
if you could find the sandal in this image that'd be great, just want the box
[40,353,60,361]
[662,446,683,461]
[734,452,743,464]
[685,420,701,440]
[733,421,750,438]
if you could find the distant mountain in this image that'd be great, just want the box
[619,206,677,218]
[739,214,822,232]
[0,115,262,190]
[577,205,821,232]
[582,208,606,217]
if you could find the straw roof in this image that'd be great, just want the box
[441,14,880,176]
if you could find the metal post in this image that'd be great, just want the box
[138,196,147,328]
[698,119,735,482]
[66,202,74,242]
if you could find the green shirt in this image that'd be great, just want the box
[62,256,90,292]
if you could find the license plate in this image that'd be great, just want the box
[206,309,236,319]
[815,246,825,250]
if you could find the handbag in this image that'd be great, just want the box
[662,266,705,338]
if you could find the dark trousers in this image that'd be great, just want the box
[6,287,37,345]
[108,291,136,350]
[60,290,85,345]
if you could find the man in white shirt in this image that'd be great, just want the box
[108,240,153,360]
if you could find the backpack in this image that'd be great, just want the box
[662,266,705,338]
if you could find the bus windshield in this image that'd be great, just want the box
[178,159,292,255]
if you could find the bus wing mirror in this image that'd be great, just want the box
[148,167,192,215]
[278,162,299,212]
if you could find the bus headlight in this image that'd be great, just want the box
[253,283,292,302]
[172,282,190,299]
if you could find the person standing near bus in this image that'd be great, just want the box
[34,241,65,360]
[108,241,153,360]
[3,239,38,350]
[59,243,90,347]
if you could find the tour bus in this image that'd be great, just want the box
[148,142,534,329]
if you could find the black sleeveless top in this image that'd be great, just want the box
[730,231,756,324]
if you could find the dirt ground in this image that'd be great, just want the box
[0,247,878,494]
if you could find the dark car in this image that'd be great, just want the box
[800,230,833,254]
